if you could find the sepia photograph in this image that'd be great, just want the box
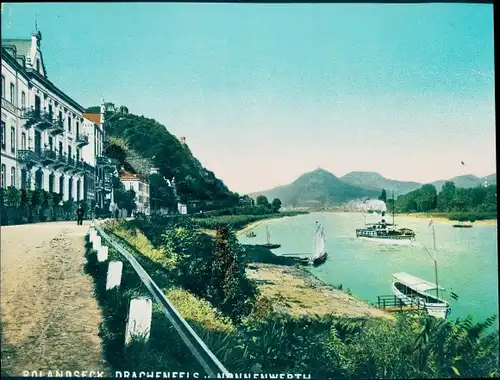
[1,1,497,378]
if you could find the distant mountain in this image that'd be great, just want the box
[430,174,496,190]
[484,173,497,185]
[340,171,421,197]
[248,168,379,207]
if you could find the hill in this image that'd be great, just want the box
[248,168,379,207]
[102,110,239,207]
[340,171,421,196]
[430,174,495,190]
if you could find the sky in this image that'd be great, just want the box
[1,2,495,194]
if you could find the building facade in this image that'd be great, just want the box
[120,171,150,215]
[1,29,104,207]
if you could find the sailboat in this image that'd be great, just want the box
[287,222,328,266]
[391,221,451,319]
[258,226,281,249]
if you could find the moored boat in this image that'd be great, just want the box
[452,223,473,228]
[284,221,328,266]
[392,272,450,319]
[257,226,281,249]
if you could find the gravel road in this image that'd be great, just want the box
[1,221,109,377]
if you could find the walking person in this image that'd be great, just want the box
[76,204,85,226]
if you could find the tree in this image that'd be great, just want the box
[256,195,270,208]
[378,189,387,203]
[207,225,258,322]
[271,198,282,212]
[149,173,177,213]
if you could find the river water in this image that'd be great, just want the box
[239,212,499,325]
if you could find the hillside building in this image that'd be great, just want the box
[119,170,150,215]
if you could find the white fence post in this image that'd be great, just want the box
[97,245,109,262]
[93,236,102,251]
[125,297,153,345]
[106,261,123,290]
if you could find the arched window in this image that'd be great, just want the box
[59,175,64,195]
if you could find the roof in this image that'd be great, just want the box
[392,272,445,292]
[83,112,101,125]
[120,170,147,181]
[1,39,31,57]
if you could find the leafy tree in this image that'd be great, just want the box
[378,189,387,203]
[207,225,258,322]
[149,173,177,213]
[437,181,456,212]
[256,195,270,208]
[103,111,239,206]
[271,198,282,212]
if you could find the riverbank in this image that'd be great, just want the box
[401,213,497,225]
[246,263,393,320]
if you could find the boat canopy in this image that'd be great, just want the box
[392,272,446,292]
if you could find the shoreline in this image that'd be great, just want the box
[246,263,393,320]
[400,213,497,225]
[236,214,300,236]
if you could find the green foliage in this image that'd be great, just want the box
[166,288,234,333]
[271,198,282,212]
[395,182,497,218]
[378,189,387,203]
[149,173,177,213]
[192,212,307,231]
[100,216,499,378]
[3,186,21,207]
[207,226,258,323]
[0,187,82,225]
[256,195,270,207]
[103,111,239,204]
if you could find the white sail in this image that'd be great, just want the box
[311,224,326,260]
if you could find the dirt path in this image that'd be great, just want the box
[1,221,108,377]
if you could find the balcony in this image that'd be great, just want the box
[96,156,118,171]
[21,108,54,130]
[52,154,66,169]
[74,160,86,174]
[41,149,57,165]
[103,179,113,192]
[83,162,94,174]
[75,134,89,147]
[17,149,41,167]
[66,157,77,173]
[50,118,65,136]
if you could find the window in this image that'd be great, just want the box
[10,127,15,153]
[21,91,26,109]
[10,167,15,187]
[68,178,73,200]
[1,75,4,98]
[1,121,5,150]
[48,136,53,151]
[59,175,64,195]
[10,83,15,104]
[1,164,5,188]
[21,132,26,150]
[49,174,54,193]
[76,121,79,138]
[67,116,72,133]
[36,59,40,73]
[21,169,27,189]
